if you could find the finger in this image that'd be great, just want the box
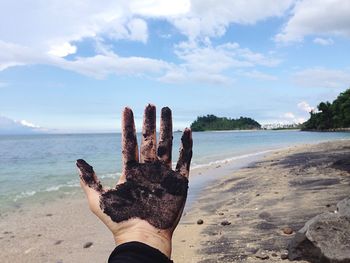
[157,107,173,168]
[76,159,104,215]
[76,159,104,193]
[122,107,139,165]
[175,128,193,178]
[140,104,157,163]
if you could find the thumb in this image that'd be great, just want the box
[76,159,104,214]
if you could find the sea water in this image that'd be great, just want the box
[1,130,350,210]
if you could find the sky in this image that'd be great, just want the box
[0,0,350,133]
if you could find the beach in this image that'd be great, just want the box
[1,139,350,262]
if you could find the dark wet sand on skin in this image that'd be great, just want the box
[1,140,350,262]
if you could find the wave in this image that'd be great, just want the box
[190,149,277,170]
[12,172,121,202]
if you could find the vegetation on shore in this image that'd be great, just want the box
[302,88,350,131]
[190,114,261,131]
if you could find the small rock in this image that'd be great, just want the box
[274,191,279,194]
[259,211,271,220]
[221,220,231,226]
[280,250,288,260]
[37,234,42,237]
[255,249,269,260]
[271,252,278,257]
[256,193,260,196]
[218,212,224,215]
[282,227,294,235]
[197,219,204,225]
[83,242,93,248]
[236,214,240,217]
[54,240,63,245]
[46,213,53,217]
[326,204,331,208]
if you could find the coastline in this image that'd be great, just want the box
[0,140,349,262]
[172,140,350,262]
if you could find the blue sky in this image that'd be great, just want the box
[0,0,350,133]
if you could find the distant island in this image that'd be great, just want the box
[302,88,350,131]
[190,114,261,131]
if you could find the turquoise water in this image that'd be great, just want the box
[1,130,350,209]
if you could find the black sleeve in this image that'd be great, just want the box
[108,241,174,263]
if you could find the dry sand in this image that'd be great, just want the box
[1,140,350,262]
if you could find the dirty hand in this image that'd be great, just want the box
[76,105,193,258]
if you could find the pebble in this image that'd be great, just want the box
[46,213,53,217]
[83,242,93,248]
[280,250,289,260]
[282,227,294,235]
[218,212,224,215]
[256,193,260,196]
[54,240,63,245]
[271,252,278,257]
[197,219,204,225]
[221,220,231,226]
[255,249,269,260]
[259,211,271,219]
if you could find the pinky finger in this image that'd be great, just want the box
[175,128,193,178]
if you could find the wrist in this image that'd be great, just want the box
[112,220,172,258]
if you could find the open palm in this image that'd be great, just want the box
[76,105,192,257]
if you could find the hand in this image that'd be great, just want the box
[76,105,193,258]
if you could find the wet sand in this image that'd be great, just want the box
[1,140,350,262]
[173,140,350,262]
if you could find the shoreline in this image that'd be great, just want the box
[1,140,350,262]
[172,140,350,262]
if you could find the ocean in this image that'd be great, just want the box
[1,130,350,210]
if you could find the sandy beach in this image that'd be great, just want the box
[1,140,350,262]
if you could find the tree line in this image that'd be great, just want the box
[302,88,350,130]
[190,114,261,131]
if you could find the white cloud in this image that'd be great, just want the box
[0,40,44,70]
[313,37,334,46]
[0,0,287,84]
[293,68,350,88]
[19,120,41,128]
[173,0,294,39]
[127,18,148,43]
[48,42,77,57]
[58,52,169,79]
[130,0,191,17]
[276,0,350,43]
[297,101,314,113]
[281,112,306,124]
[159,41,280,84]
[0,115,43,134]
